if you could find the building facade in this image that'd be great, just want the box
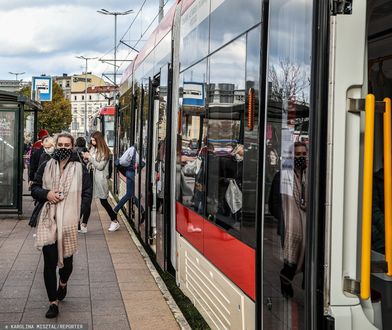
[54,73,114,137]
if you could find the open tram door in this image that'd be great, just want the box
[144,64,173,271]
[321,0,392,329]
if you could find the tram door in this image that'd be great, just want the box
[145,66,171,267]
[144,76,159,251]
[261,0,313,328]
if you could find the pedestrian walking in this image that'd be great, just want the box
[74,137,91,230]
[83,131,118,232]
[29,129,49,184]
[31,132,92,318]
[38,136,55,168]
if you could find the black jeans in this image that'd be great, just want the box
[100,198,117,221]
[43,242,73,302]
[81,170,94,225]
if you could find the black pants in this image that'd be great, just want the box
[43,242,73,302]
[81,171,94,225]
[100,198,117,221]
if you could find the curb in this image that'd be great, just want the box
[109,194,191,330]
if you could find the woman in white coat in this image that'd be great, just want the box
[82,131,117,233]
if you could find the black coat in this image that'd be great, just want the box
[38,151,52,169]
[31,152,92,219]
[29,147,44,181]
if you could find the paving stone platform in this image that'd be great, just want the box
[0,196,180,330]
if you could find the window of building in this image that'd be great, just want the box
[82,95,84,101]
[89,95,92,100]
[66,81,70,88]
[74,95,77,101]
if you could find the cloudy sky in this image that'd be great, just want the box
[0,0,175,83]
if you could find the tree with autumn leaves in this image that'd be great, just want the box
[21,82,72,135]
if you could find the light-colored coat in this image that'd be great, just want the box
[89,148,110,199]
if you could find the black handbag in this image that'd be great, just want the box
[29,201,45,227]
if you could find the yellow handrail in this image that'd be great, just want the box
[361,94,375,300]
[384,97,392,276]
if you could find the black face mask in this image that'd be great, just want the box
[52,148,72,161]
[294,156,307,171]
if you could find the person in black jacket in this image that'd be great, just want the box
[31,132,92,319]
[38,136,55,169]
[29,129,49,184]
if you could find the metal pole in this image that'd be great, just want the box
[159,0,164,22]
[114,14,117,104]
[85,58,88,138]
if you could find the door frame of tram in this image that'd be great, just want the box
[143,64,174,272]
[255,0,330,329]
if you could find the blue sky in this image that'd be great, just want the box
[0,0,175,83]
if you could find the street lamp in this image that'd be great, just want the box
[97,9,133,95]
[75,56,97,139]
[9,71,25,81]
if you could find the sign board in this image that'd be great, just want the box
[183,82,205,107]
[31,76,53,101]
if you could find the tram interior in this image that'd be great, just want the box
[368,0,392,328]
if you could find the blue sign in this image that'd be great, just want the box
[32,76,53,102]
[183,82,205,107]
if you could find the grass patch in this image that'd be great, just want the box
[126,218,210,330]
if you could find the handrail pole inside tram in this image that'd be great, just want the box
[360,94,375,300]
[383,97,392,276]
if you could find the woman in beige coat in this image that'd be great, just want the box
[82,131,117,233]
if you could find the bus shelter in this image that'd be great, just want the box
[0,91,41,214]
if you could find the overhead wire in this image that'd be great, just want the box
[99,0,172,81]
[116,0,171,71]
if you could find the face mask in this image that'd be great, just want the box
[44,146,55,155]
[294,156,307,171]
[52,148,72,161]
[234,153,243,162]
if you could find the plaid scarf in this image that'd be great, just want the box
[35,159,82,267]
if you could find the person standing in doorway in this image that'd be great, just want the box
[113,144,145,227]
[31,132,92,318]
[83,131,118,232]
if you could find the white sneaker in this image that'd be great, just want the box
[78,224,87,234]
[108,221,120,232]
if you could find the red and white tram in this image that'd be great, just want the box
[114,0,392,329]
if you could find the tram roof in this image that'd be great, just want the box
[121,2,177,85]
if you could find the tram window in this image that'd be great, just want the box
[180,0,210,71]
[154,33,171,71]
[176,61,208,215]
[206,36,246,236]
[210,0,261,53]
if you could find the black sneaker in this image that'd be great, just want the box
[45,304,59,318]
[57,284,67,301]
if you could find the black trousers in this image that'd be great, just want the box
[100,198,117,221]
[43,242,73,302]
[81,171,94,225]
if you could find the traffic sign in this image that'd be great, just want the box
[31,76,53,101]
